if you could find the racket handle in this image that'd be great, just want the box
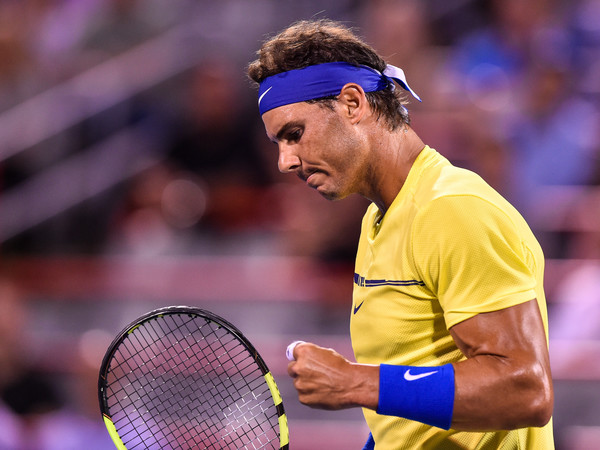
[286,340,305,361]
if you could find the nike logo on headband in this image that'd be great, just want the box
[258,86,273,106]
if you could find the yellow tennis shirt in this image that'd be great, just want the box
[350,146,554,449]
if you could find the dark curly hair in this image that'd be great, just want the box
[247,19,411,129]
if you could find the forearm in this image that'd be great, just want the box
[347,363,380,410]
[351,357,551,432]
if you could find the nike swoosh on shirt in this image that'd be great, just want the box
[353,301,365,314]
[258,86,273,106]
[403,369,438,381]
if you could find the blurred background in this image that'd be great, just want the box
[0,0,598,448]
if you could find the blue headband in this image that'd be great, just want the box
[257,61,421,115]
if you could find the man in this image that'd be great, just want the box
[248,19,554,449]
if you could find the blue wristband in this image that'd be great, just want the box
[377,363,455,430]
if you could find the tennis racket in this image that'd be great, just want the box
[98,305,289,449]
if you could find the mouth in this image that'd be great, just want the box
[300,170,338,200]
[306,172,319,188]
[301,169,324,189]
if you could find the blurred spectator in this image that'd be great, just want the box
[0,276,115,448]
[506,63,600,214]
[164,60,272,235]
[0,2,36,111]
[360,0,432,77]
[167,60,265,185]
[0,278,27,449]
[551,261,600,341]
[547,198,600,379]
[571,0,600,97]
[0,277,65,448]
[28,329,115,450]
[104,163,208,256]
[27,0,104,83]
[447,0,559,114]
[78,0,175,63]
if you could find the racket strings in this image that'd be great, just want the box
[104,313,281,449]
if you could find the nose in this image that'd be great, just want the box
[278,143,301,174]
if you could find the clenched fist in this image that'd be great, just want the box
[287,342,379,410]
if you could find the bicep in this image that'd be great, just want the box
[448,299,553,430]
[449,299,549,361]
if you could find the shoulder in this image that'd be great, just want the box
[406,147,503,209]
[411,165,529,252]
[421,164,500,205]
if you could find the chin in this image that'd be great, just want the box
[317,188,346,202]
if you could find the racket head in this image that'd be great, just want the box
[98,305,289,449]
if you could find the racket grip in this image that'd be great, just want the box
[286,340,305,361]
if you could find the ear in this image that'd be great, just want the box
[338,83,367,125]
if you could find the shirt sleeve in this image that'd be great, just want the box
[411,195,538,329]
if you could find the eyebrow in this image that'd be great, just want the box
[270,121,303,143]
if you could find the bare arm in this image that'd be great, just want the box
[288,299,553,430]
[449,299,553,430]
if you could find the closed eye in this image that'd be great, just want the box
[286,128,303,143]
[272,121,304,145]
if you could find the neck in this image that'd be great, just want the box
[364,126,424,214]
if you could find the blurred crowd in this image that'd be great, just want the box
[0,0,599,448]
[0,0,597,259]
[0,0,599,260]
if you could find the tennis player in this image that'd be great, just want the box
[248,19,554,449]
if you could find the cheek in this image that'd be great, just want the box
[325,116,361,154]
[334,127,365,167]
[308,112,365,170]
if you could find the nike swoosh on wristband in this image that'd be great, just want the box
[353,300,365,314]
[403,369,438,381]
[258,86,273,106]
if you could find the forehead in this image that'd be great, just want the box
[262,101,333,139]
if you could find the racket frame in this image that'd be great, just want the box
[98,305,289,449]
